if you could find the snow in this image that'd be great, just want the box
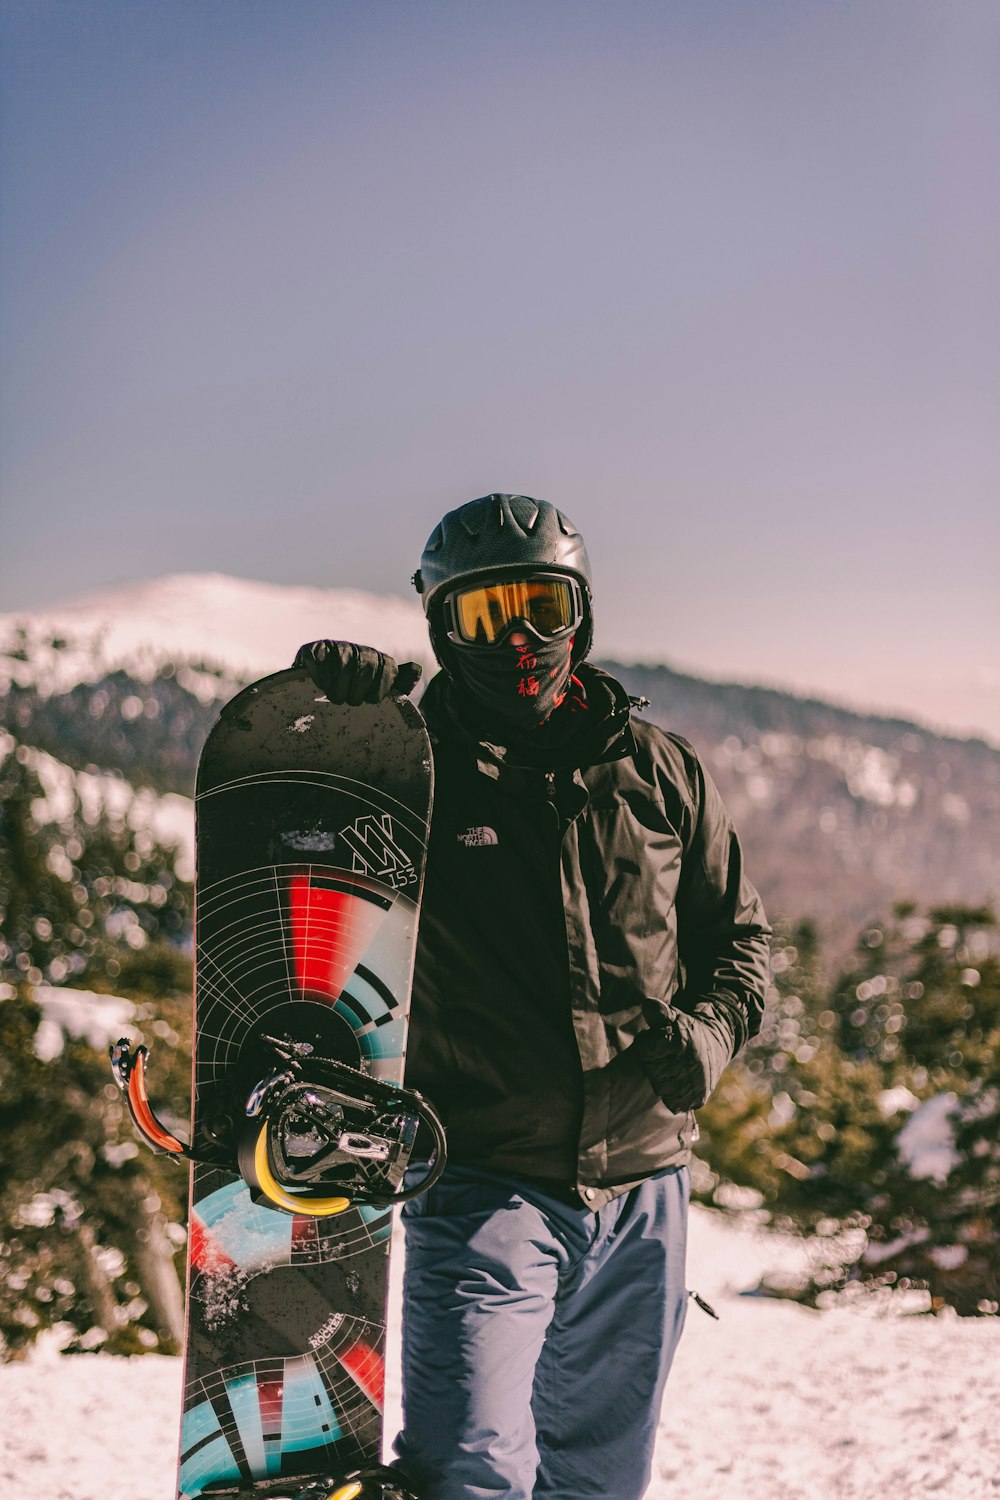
[878,1085,920,1117]
[2,732,197,881]
[32,984,137,1060]
[716,731,924,813]
[0,573,433,695]
[896,1093,961,1185]
[2,1209,998,1500]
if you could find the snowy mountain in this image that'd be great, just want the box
[0,573,434,699]
[3,572,998,950]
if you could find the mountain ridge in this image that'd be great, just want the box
[3,572,997,952]
[3,571,995,749]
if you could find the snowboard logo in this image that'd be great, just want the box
[339,813,418,889]
[457,825,499,847]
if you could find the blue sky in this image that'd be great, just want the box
[1,1,998,737]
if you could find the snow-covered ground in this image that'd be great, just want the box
[2,1208,997,1500]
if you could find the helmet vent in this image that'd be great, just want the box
[508,494,540,535]
[458,502,487,539]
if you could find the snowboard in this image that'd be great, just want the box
[175,668,432,1499]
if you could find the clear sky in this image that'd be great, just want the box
[2,0,998,739]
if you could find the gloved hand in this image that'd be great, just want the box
[294,640,422,706]
[631,1001,738,1113]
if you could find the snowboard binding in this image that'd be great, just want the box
[291,1465,420,1500]
[201,1466,420,1500]
[110,1033,446,1217]
[236,1035,446,1216]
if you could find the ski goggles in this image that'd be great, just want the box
[444,574,584,647]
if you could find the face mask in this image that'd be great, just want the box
[447,637,575,732]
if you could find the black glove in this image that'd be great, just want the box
[631,1003,736,1113]
[294,640,422,706]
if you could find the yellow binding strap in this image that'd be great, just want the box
[252,1123,351,1218]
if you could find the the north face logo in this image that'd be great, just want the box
[457,826,499,847]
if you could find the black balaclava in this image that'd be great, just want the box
[446,634,576,735]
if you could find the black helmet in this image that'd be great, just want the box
[413,493,594,662]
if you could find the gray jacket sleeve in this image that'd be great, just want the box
[634,743,771,1110]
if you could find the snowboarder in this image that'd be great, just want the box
[295,493,771,1500]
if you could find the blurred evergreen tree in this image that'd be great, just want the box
[0,987,191,1357]
[696,904,1000,1314]
[0,746,80,989]
[0,736,192,994]
[0,732,193,1358]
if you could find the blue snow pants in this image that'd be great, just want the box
[394,1162,689,1500]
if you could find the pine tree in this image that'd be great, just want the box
[838,905,1000,1313]
[0,745,80,990]
[0,732,194,1356]
[696,904,1000,1313]
[0,985,191,1357]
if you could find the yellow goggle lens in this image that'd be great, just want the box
[452,578,578,645]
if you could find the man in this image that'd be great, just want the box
[296,493,770,1500]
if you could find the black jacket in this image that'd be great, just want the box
[406,664,771,1206]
